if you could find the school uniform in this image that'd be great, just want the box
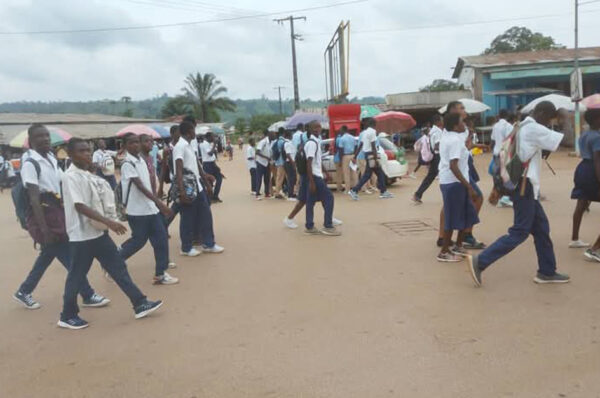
[571,130,600,202]
[255,136,271,196]
[283,139,297,198]
[438,131,479,232]
[200,141,222,200]
[477,117,563,276]
[17,150,96,300]
[246,145,257,193]
[414,125,442,200]
[340,132,358,189]
[118,152,169,277]
[60,164,147,321]
[273,137,287,196]
[351,127,387,194]
[92,149,117,189]
[304,137,334,229]
[334,135,344,191]
[172,138,216,252]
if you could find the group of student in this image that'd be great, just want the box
[12,118,224,330]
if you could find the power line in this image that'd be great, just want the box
[0,0,368,36]
[123,0,259,16]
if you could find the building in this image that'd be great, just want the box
[452,47,600,116]
[384,90,472,124]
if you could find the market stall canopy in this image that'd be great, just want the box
[374,111,416,134]
[9,126,72,148]
[438,98,490,114]
[582,94,600,110]
[521,94,586,114]
[268,121,287,132]
[285,112,328,130]
[150,124,171,139]
[115,124,161,139]
[360,105,381,120]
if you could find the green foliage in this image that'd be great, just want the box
[234,117,247,134]
[419,79,463,92]
[483,26,565,55]
[249,114,282,134]
[160,95,191,118]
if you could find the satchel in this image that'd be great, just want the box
[170,169,199,204]
[26,193,68,245]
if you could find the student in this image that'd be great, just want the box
[283,130,297,200]
[570,108,600,257]
[339,125,358,190]
[118,133,178,285]
[490,109,515,208]
[413,114,443,203]
[348,118,393,200]
[92,139,117,189]
[304,121,341,236]
[291,123,306,194]
[59,138,162,330]
[174,121,224,256]
[334,130,344,192]
[410,128,431,178]
[200,132,223,203]
[158,125,181,227]
[255,130,272,200]
[355,124,376,194]
[272,128,287,199]
[246,138,257,195]
[13,125,109,310]
[468,102,569,286]
[437,113,479,262]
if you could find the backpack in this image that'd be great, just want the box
[271,139,281,161]
[114,160,134,221]
[416,135,433,162]
[295,139,317,176]
[11,158,40,230]
[491,119,533,196]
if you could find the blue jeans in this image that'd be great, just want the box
[120,213,169,277]
[478,181,557,276]
[19,241,95,300]
[61,233,146,320]
[203,161,223,199]
[352,162,386,193]
[179,190,216,252]
[255,163,270,196]
[305,176,334,229]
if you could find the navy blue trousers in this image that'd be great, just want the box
[120,213,169,277]
[352,162,386,193]
[203,161,223,199]
[179,190,216,252]
[305,176,334,229]
[255,163,270,196]
[249,168,257,193]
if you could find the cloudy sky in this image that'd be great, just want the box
[0,0,598,103]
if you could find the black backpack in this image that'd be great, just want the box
[115,160,134,221]
[295,139,317,176]
[11,158,41,230]
[271,139,282,161]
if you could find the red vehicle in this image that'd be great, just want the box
[327,104,361,138]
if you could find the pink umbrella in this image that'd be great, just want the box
[115,124,161,139]
[582,94,600,109]
[374,111,416,134]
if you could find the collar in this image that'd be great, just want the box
[29,149,57,166]
[125,152,142,163]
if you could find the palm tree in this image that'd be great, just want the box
[182,73,236,122]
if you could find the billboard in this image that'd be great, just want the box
[324,21,350,103]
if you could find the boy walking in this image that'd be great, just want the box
[255,130,272,200]
[246,138,257,195]
[200,132,224,203]
[413,114,443,203]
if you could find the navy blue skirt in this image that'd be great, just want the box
[440,182,480,232]
[571,159,600,201]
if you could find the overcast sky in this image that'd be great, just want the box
[0,0,598,103]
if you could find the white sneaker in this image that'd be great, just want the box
[180,248,201,257]
[284,217,298,229]
[497,196,513,208]
[154,272,179,285]
[569,240,590,249]
[202,244,224,254]
[379,191,394,199]
[255,196,263,201]
[286,197,297,202]
[348,190,359,201]
[408,173,417,179]
[332,218,343,226]
[168,261,177,269]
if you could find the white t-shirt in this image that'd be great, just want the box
[491,119,514,156]
[92,149,117,175]
[256,137,271,167]
[199,141,216,162]
[284,139,297,162]
[120,152,159,216]
[518,117,564,199]
[172,138,204,193]
[429,125,443,154]
[304,137,323,178]
[62,165,105,242]
[246,146,257,169]
[361,127,378,153]
[21,150,63,195]
[439,131,470,185]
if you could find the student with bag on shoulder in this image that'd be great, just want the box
[59,138,162,330]
[13,124,109,311]
[468,101,570,287]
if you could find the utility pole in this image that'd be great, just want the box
[273,86,285,115]
[274,16,306,112]
[574,0,581,155]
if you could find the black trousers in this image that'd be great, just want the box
[415,154,440,199]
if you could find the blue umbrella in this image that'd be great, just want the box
[285,112,328,129]
[150,124,171,139]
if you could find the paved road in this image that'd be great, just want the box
[1,149,599,398]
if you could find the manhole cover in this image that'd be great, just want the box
[381,219,437,236]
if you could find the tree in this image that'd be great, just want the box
[419,79,463,92]
[181,72,236,123]
[160,95,191,118]
[234,117,247,134]
[483,26,565,55]
[249,114,282,133]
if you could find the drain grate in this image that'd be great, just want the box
[381,219,437,236]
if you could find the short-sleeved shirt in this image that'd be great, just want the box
[304,137,323,178]
[518,117,564,199]
[199,141,216,162]
[292,130,304,148]
[246,146,257,169]
[284,139,296,162]
[121,152,159,216]
[579,130,600,160]
[172,138,204,193]
[274,138,286,167]
[361,127,378,154]
[429,125,443,154]
[439,131,470,185]
[256,137,271,167]
[340,133,357,155]
[21,150,63,195]
[62,165,105,242]
[491,119,514,156]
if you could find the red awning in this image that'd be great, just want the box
[327,104,361,134]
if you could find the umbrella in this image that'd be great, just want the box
[268,121,287,132]
[360,105,381,120]
[521,94,586,114]
[582,94,600,109]
[374,111,416,134]
[150,124,171,139]
[285,112,328,129]
[9,126,72,148]
[438,98,490,114]
[115,124,161,139]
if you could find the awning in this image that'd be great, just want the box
[327,104,361,133]
[486,87,561,96]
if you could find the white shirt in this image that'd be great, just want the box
[62,165,105,242]
[292,130,304,147]
[120,152,159,216]
[92,149,117,175]
[518,117,564,200]
[199,141,216,162]
[246,146,257,169]
[361,127,378,153]
[491,119,514,156]
[284,139,297,162]
[21,149,63,195]
[256,136,271,167]
[439,130,470,185]
[304,137,323,178]
[429,125,443,154]
[172,138,204,192]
